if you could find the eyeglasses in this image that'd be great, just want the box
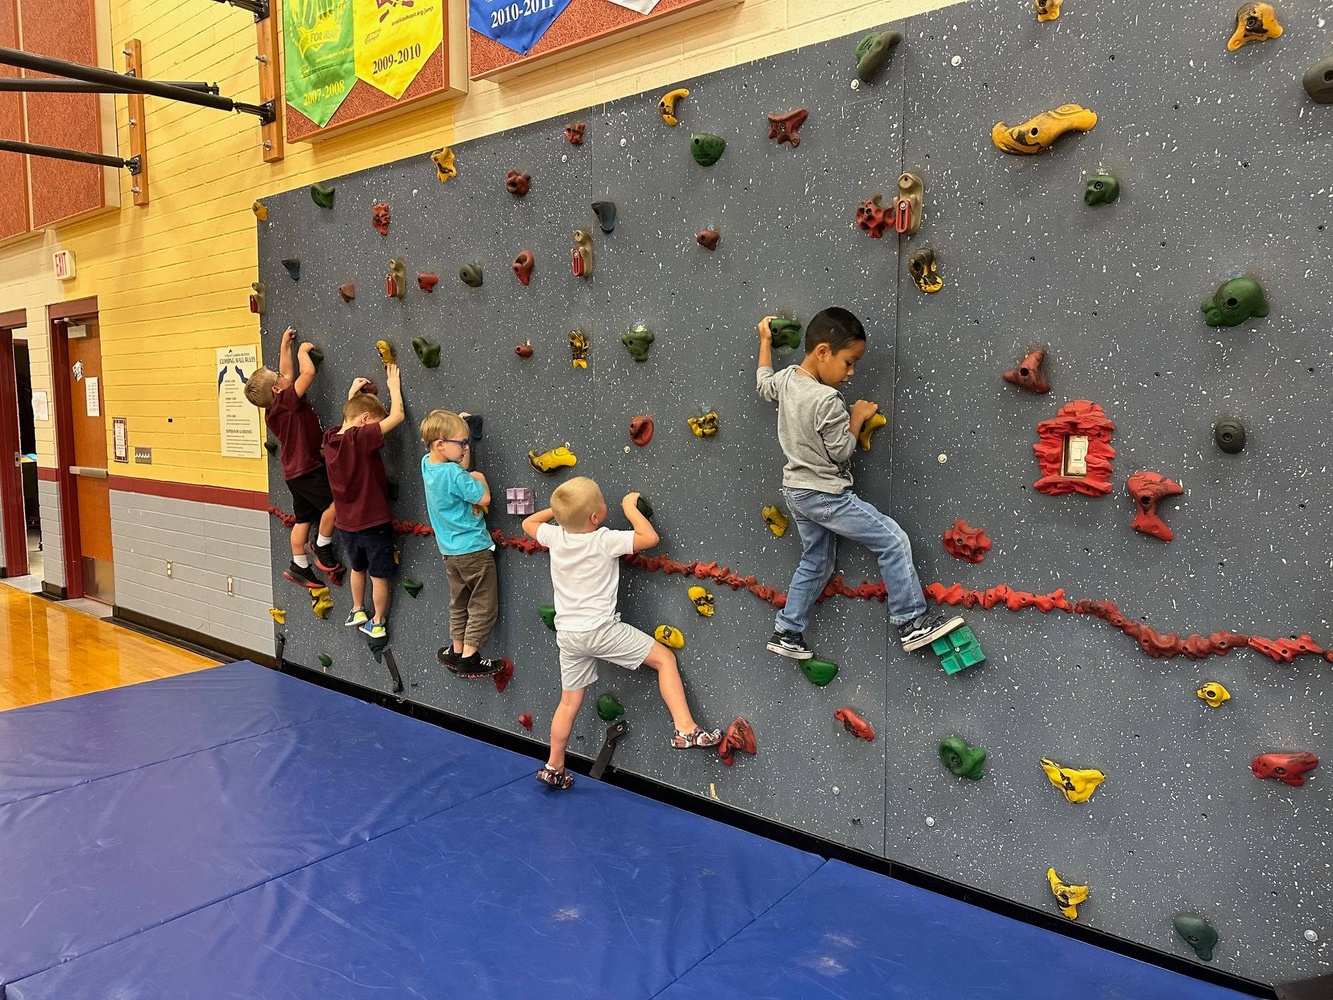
[438,437,470,446]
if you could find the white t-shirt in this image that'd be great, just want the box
[536,523,636,631]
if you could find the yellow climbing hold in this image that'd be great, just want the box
[1228,2,1282,50]
[1047,868,1089,919]
[310,587,334,620]
[1196,682,1232,708]
[268,607,286,624]
[687,411,719,437]
[654,624,685,649]
[528,446,578,474]
[857,411,888,451]
[658,88,690,126]
[1040,758,1105,803]
[991,104,1098,155]
[376,340,396,366]
[688,585,715,617]
[762,505,789,538]
[431,147,457,182]
[252,200,268,221]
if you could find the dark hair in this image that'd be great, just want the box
[805,307,866,353]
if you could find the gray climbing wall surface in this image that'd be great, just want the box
[259,2,1331,985]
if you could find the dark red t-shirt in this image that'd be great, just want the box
[266,387,324,481]
[323,421,392,531]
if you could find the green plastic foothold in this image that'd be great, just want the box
[307,347,324,371]
[855,29,903,83]
[939,736,987,779]
[769,317,803,350]
[1084,174,1119,206]
[1173,912,1219,962]
[366,632,388,663]
[799,657,839,686]
[412,337,441,369]
[690,133,726,166]
[1202,276,1269,327]
[264,434,279,456]
[930,625,986,675]
[317,653,333,669]
[596,693,625,721]
[402,578,423,598]
[310,183,335,209]
[635,496,653,520]
[540,604,556,630]
[387,476,400,502]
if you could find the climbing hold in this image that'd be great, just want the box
[252,200,268,221]
[895,173,923,236]
[629,415,654,446]
[857,411,887,451]
[688,410,719,437]
[717,717,757,766]
[505,487,535,515]
[855,29,902,83]
[430,147,457,182]
[1047,868,1089,920]
[688,585,715,617]
[539,604,556,630]
[799,657,839,687]
[386,258,406,299]
[358,380,378,395]
[767,108,808,148]
[690,133,726,166]
[1033,400,1116,497]
[1127,471,1183,542]
[268,607,286,624]
[1302,56,1333,102]
[417,273,439,293]
[908,247,943,292]
[930,626,986,674]
[317,653,333,668]
[1174,913,1219,962]
[491,660,513,694]
[856,195,892,238]
[515,341,534,359]
[505,171,530,197]
[1084,174,1120,206]
[519,712,534,730]
[310,182,335,208]
[939,736,987,779]
[1196,682,1232,708]
[265,434,280,455]
[365,631,388,663]
[654,624,684,649]
[1202,276,1268,327]
[1040,758,1106,802]
[281,258,300,281]
[1034,0,1061,21]
[310,586,334,619]
[571,230,594,277]
[834,707,876,741]
[371,202,391,236]
[762,504,789,537]
[564,122,585,144]
[769,317,802,349]
[635,496,654,521]
[621,323,654,362]
[387,476,401,503]
[696,229,720,251]
[1251,751,1318,786]
[992,104,1098,155]
[1213,417,1246,454]
[338,282,356,302]
[1228,2,1282,50]
[592,201,616,233]
[307,348,323,370]
[529,446,578,474]
[943,521,993,563]
[459,262,483,288]
[412,337,441,369]
[1003,348,1051,394]
[568,330,589,368]
[512,250,534,285]
[658,88,689,126]
[249,281,266,315]
[596,693,625,721]
[375,340,396,366]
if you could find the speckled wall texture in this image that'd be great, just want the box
[0,0,29,241]
[259,3,1331,986]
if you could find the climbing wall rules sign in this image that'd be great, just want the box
[217,347,263,459]
[284,0,355,127]
[470,0,571,55]
[354,0,444,99]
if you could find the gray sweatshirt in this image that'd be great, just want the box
[756,364,856,493]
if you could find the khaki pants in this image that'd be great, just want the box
[444,548,498,650]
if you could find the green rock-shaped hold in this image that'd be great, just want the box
[690,133,726,166]
[317,653,333,668]
[366,632,388,663]
[402,578,423,598]
[1173,912,1219,962]
[596,693,625,721]
[939,736,987,780]
[635,495,653,520]
[540,604,556,630]
[310,182,335,209]
[1202,277,1269,327]
[799,657,839,687]
[412,337,441,369]
[855,29,902,83]
[387,475,400,502]
[307,347,324,371]
[769,317,803,350]
[264,434,279,456]
[1083,174,1119,206]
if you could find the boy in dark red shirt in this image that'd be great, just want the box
[324,364,404,640]
[244,327,343,589]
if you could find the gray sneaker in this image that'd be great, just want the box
[899,611,965,652]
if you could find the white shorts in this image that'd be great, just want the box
[556,615,655,691]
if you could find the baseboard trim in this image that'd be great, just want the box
[112,606,271,667]
[41,582,66,600]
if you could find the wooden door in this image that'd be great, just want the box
[0,316,26,577]
[66,319,113,603]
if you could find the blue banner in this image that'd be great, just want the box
[469,0,571,55]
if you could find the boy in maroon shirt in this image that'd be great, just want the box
[324,364,404,639]
[244,327,343,589]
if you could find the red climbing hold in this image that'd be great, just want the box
[492,658,514,693]
[834,707,875,742]
[767,108,808,148]
[418,273,439,293]
[1127,471,1183,542]
[519,712,533,731]
[1032,400,1116,497]
[717,717,757,766]
[505,171,531,197]
[564,122,585,144]
[943,520,993,563]
[372,202,391,236]
[855,195,893,238]
[630,415,654,446]
[1003,348,1051,394]
[1248,635,1325,664]
[1251,752,1319,787]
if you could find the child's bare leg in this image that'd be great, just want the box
[290,523,311,558]
[546,688,585,771]
[642,643,697,733]
[349,569,367,609]
[318,505,337,541]
[370,576,391,624]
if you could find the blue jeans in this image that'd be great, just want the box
[775,487,927,633]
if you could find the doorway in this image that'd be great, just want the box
[0,311,29,580]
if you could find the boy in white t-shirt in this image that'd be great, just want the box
[522,476,722,790]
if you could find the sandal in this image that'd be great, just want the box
[671,726,723,749]
[536,765,574,790]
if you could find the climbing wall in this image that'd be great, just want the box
[259,1,1331,986]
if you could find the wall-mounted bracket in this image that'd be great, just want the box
[124,40,149,205]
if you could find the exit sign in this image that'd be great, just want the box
[53,250,76,280]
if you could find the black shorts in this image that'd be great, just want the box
[287,467,334,526]
[340,523,397,578]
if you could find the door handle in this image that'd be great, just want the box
[69,466,109,479]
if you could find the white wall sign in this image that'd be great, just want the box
[53,249,76,280]
[85,376,100,417]
[216,345,263,459]
[31,391,48,422]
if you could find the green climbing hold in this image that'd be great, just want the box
[264,434,279,456]
[930,625,986,675]
[1173,912,1219,962]
[635,496,653,520]
[1201,276,1269,327]
[402,579,423,598]
[1083,174,1119,206]
[412,337,441,369]
[596,693,625,721]
[317,653,333,669]
[307,347,324,370]
[540,604,556,630]
[939,736,987,780]
[366,632,388,663]
[387,476,400,502]
[690,133,726,166]
[799,657,839,686]
[310,183,335,209]
[855,29,902,83]
[769,317,803,350]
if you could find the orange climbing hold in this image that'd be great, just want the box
[717,717,757,766]
[834,708,876,742]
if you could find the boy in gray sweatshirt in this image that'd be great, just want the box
[756,307,963,657]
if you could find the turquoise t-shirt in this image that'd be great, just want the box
[421,455,493,556]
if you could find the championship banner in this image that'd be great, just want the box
[284,0,356,127]
[354,0,444,99]
[469,0,572,56]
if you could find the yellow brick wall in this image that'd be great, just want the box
[0,0,959,492]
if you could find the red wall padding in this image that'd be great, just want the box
[0,0,30,240]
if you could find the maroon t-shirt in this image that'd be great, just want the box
[323,421,392,532]
[266,387,324,481]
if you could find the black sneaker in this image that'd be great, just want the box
[282,562,324,590]
[437,647,463,672]
[766,629,813,660]
[453,652,503,678]
[311,543,344,574]
[899,611,966,652]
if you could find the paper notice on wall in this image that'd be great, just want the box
[85,376,100,417]
[31,390,48,422]
[354,0,443,99]
[217,346,264,459]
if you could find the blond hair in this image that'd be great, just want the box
[342,393,387,423]
[551,476,604,527]
[419,409,467,446]
[244,367,279,408]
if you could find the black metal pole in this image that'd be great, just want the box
[0,138,140,173]
[0,77,219,94]
[212,0,270,20]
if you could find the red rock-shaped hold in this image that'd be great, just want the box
[371,202,391,236]
[1032,400,1116,497]
[834,707,875,741]
[855,194,892,238]
[767,108,808,148]
[515,342,534,358]
[717,716,757,766]
[512,250,534,285]
[1003,348,1051,393]
[1248,635,1325,664]
[629,414,654,446]
[943,520,993,563]
[505,171,531,197]
[564,122,585,144]
[518,712,533,731]
[696,229,720,250]
[418,273,439,293]
[1251,752,1319,787]
[1127,471,1183,542]
[492,658,514,693]
[338,282,356,302]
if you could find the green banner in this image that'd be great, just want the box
[284,0,356,127]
